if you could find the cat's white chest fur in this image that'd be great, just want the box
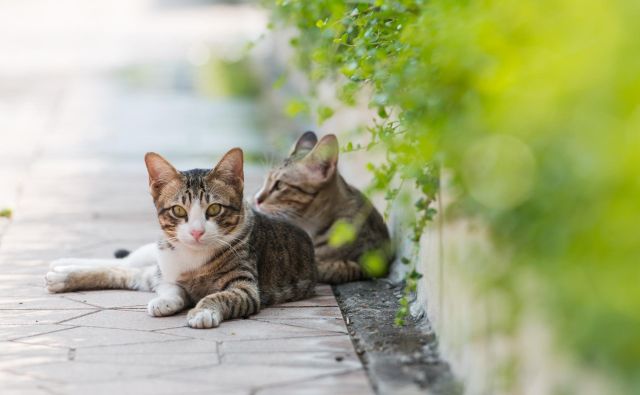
[157,245,213,283]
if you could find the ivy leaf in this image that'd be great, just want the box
[317,105,334,124]
[284,99,308,117]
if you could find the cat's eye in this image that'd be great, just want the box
[206,204,222,217]
[171,205,187,218]
[273,181,283,191]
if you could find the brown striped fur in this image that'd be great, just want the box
[46,148,317,329]
[255,132,392,284]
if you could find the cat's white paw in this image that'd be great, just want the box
[147,297,184,317]
[44,265,78,293]
[187,308,221,329]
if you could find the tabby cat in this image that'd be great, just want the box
[45,148,317,328]
[254,131,391,284]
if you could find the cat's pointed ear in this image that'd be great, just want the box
[301,134,339,184]
[144,152,180,199]
[209,148,244,189]
[289,131,318,157]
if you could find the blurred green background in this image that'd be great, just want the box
[267,0,640,393]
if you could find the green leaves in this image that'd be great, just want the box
[269,0,640,390]
[0,208,12,218]
[316,105,334,124]
[284,98,309,117]
[328,220,357,247]
[360,249,388,278]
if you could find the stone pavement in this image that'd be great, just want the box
[0,1,372,394]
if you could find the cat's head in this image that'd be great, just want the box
[144,148,245,249]
[254,131,339,228]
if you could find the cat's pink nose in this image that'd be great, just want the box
[190,229,204,241]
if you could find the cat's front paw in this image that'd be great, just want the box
[44,265,76,293]
[147,297,184,317]
[187,308,221,329]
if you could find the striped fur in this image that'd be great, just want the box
[255,132,392,284]
[45,148,317,329]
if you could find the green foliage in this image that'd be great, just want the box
[360,249,387,278]
[197,56,262,98]
[270,0,640,391]
[328,219,357,248]
[284,98,309,117]
[0,208,12,218]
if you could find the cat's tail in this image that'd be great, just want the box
[113,249,130,259]
[317,260,365,284]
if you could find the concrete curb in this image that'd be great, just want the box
[334,280,461,395]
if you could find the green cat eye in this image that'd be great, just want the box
[171,205,187,218]
[206,204,222,217]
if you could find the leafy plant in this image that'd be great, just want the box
[268,0,640,392]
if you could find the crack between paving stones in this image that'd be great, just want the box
[54,323,194,336]
[55,309,101,324]
[208,332,347,344]
[7,325,78,342]
[250,317,348,335]
[71,336,202,351]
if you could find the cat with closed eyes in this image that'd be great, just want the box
[45,148,317,328]
[254,131,392,284]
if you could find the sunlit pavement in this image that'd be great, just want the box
[0,1,372,394]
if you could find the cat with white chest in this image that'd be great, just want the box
[46,148,317,328]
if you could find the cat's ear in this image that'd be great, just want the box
[301,134,339,184]
[289,131,318,157]
[209,148,244,189]
[144,152,180,199]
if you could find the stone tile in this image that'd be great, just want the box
[158,317,335,342]
[0,370,58,395]
[0,274,45,289]
[77,349,218,367]
[0,309,97,325]
[277,295,338,308]
[0,283,48,298]
[0,296,93,310]
[0,324,69,341]
[60,378,223,395]
[221,334,355,354]
[64,290,154,309]
[251,317,348,334]
[257,369,373,395]
[161,364,351,391]
[0,341,68,369]
[10,360,198,384]
[18,326,181,348]
[63,309,187,331]
[253,306,343,320]
[0,259,49,275]
[315,285,334,296]
[79,338,217,354]
[222,351,362,370]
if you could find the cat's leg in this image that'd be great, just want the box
[45,264,160,293]
[49,243,158,270]
[187,281,260,329]
[147,282,189,317]
[317,259,364,284]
